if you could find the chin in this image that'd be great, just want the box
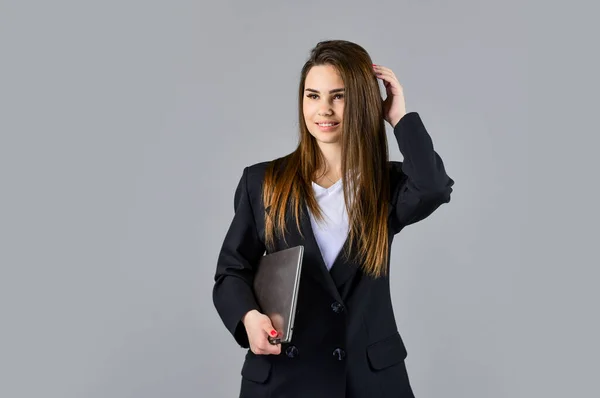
[310,133,340,144]
[318,136,341,144]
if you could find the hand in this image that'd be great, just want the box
[373,64,407,128]
[242,309,282,355]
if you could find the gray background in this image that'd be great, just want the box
[1,0,598,397]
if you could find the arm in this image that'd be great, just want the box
[390,112,454,232]
[212,166,265,348]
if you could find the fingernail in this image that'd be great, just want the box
[270,330,277,336]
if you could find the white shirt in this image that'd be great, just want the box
[306,178,350,271]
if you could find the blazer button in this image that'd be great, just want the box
[285,345,299,358]
[332,347,346,361]
[331,302,344,313]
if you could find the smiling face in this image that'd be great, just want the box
[303,64,345,145]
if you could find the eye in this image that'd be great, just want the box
[305,94,344,100]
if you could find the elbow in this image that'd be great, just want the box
[439,178,454,204]
[422,175,454,204]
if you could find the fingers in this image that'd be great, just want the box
[373,64,399,82]
[261,319,278,340]
[372,64,393,74]
[248,314,282,355]
[250,333,281,355]
[258,340,282,355]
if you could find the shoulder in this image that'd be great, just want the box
[243,160,275,191]
[236,157,293,215]
[245,160,272,183]
[245,154,292,184]
[240,156,289,201]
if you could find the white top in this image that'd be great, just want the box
[306,178,351,271]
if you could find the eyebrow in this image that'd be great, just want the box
[304,88,346,94]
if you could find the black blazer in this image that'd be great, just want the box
[213,112,454,398]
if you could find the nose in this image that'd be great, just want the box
[318,108,333,117]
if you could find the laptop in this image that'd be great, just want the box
[253,245,304,344]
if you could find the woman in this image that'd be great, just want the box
[213,40,454,398]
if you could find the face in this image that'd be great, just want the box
[303,64,345,145]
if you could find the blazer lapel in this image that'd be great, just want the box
[328,197,395,291]
[298,202,344,303]
[265,195,394,302]
[264,203,342,302]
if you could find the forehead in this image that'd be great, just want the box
[304,65,344,88]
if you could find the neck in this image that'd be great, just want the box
[316,142,342,177]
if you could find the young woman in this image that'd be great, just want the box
[213,40,454,398]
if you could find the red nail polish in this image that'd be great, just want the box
[270,330,277,336]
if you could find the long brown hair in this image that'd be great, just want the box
[262,40,391,278]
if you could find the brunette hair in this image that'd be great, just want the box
[262,39,391,278]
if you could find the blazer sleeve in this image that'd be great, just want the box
[389,112,455,233]
[213,166,266,348]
